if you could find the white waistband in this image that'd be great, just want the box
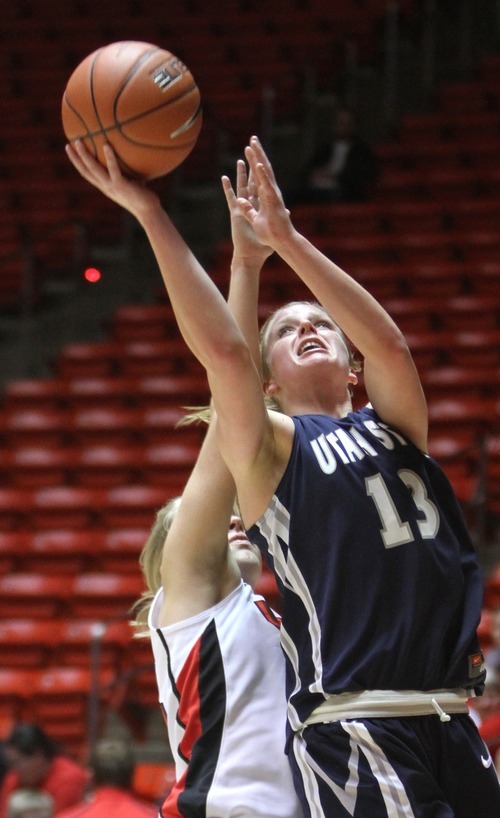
[304,689,472,726]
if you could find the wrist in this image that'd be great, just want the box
[231,254,266,273]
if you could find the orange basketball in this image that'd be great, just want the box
[62,41,202,180]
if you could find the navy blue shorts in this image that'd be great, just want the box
[289,714,500,817]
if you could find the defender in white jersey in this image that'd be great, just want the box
[67,137,500,817]
[149,577,297,817]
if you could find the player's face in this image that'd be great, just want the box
[264,303,352,384]
[228,515,262,587]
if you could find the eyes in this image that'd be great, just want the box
[276,319,333,338]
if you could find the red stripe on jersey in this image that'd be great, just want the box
[255,598,281,628]
[162,769,188,817]
[176,635,203,762]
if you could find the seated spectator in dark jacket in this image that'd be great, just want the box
[303,108,378,203]
[55,739,156,818]
[0,725,89,817]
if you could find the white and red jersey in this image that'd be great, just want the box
[149,581,303,818]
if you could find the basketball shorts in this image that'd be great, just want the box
[289,714,500,817]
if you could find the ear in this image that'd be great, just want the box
[263,379,279,399]
[348,369,358,387]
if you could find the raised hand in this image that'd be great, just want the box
[222,158,273,268]
[234,136,295,250]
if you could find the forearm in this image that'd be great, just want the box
[272,229,406,360]
[227,256,262,372]
[138,202,248,370]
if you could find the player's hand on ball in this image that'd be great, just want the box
[65,140,161,218]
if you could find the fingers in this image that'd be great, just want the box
[221,175,238,210]
[102,142,122,180]
[235,159,249,198]
[65,139,125,189]
[246,135,277,184]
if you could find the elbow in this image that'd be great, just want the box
[386,325,412,360]
[208,333,254,372]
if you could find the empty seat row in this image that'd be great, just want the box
[0,405,205,448]
[291,197,500,236]
[2,372,208,412]
[0,442,197,490]
[0,484,169,531]
[0,528,147,575]
[52,338,206,378]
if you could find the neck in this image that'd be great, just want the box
[281,391,353,418]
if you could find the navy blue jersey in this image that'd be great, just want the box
[247,407,485,731]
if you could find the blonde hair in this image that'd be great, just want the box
[132,497,182,636]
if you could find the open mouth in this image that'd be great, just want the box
[298,339,326,356]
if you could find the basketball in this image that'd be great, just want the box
[61,41,202,180]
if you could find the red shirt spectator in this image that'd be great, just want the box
[54,740,156,818]
[55,785,156,818]
[0,725,89,816]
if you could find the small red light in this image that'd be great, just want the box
[84,267,102,283]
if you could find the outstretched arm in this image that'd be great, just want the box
[157,158,272,622]
[65,144,272,624]
[223,158,273,369]
[236,136,428,451]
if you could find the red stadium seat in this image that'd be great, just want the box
[63,376,137,410]
[1,408,70,447]
[0,620,61,668]
[135,374,208,409]
[97,528,149,574]
[422,366,499,401]
[72,444,142,488]
[0,531,31,574]
[2,378,67,412]
[477,608,493,652]
[8,446,70,488]
[0,488,33,530]
[97,485,168,530]
[109,303,171,341]
[139,443,198,489]
[0,573,71,619]
[30,486,99,530]
[484,564,500,609]
[57,619,132,668]
[118,339,196,377]
[70,573,145,620]
[0,669,40,731]
[427,396,496,447]
[55,341,122,378]
[140,406,204,447]
[32,666,114,752]
[23,529,100,574]
[69,407,143,448]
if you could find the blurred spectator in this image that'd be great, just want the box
[7,788,54,818]
[0,725,89,817]
[486,607,500,669]
[469,658,500,777]
[301,107,378,203]
[55,739,156,817]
